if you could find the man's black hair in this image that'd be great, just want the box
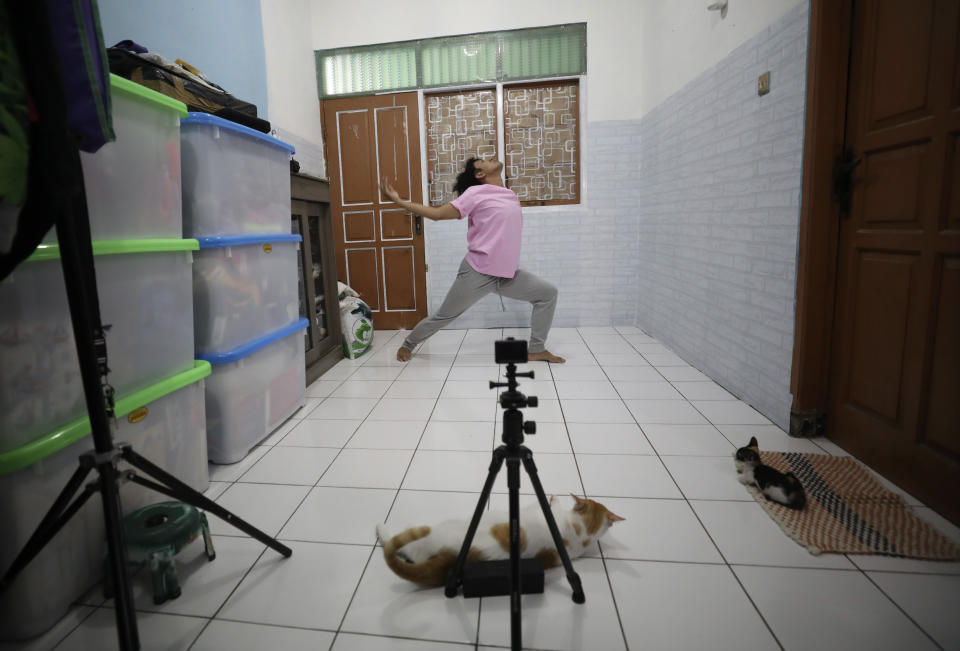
[453,157,483,196]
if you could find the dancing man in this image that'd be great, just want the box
[381,157,565,363]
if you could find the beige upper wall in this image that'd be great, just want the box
[308,0,804,122]
[261,0,326,173]
[639,0,803,116]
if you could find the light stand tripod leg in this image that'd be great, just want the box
[56,154,140,651]
[506,456,523,651]
[120,446,292,558]
[444,448,506,598]
[521,451,585,604]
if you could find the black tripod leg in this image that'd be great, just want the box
[0,476,96,592]
[120,447,292,558]
[506,455,523,651]
[444,447,506,598]
[521,450,586,604]
[55,150,140,651]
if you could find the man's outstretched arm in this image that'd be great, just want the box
[381,178,460,221]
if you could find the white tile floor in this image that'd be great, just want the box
[7,327,960,651]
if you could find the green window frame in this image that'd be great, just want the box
[316,23,586,98]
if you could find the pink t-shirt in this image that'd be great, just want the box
[450,184,522,278]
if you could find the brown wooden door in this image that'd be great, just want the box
[322,93,428,330]
[829,0,960,522]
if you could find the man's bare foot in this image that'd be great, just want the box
[397,347,412,362]
[528,350,565,363]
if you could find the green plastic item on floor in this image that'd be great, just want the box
[105,501,216,605]
[0,360,211,476]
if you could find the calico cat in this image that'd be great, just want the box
[733,437,807,509]
[376,494,624,585]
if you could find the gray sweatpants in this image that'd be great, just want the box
[403,257,558,353]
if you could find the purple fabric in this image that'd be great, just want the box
[45,0,114,152]
[112,39,148,54]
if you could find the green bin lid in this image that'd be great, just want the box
[0,360,211,476]
[110,73,188,118]
[26,238,199,262]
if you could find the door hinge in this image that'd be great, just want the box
[832,145,862,218]
[425,263,429,272]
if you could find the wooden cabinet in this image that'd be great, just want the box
[291,174,342,384]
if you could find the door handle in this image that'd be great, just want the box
[833,146,862,218]
[415,214,422,236]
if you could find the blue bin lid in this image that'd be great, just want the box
[196,234,302,248]
[198,318,309,365]
[181,112,295,154]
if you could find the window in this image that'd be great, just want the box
[425,89,498,206]
[503,81,580,205]
[425,80,580,206]
[316,24,586,98]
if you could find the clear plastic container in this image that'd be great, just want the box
[180,113,295,237]
[46,74,188,242]
[0,362,210,641]
[0,240,197,453]
[193,234,302,355]
[199,319,308,464]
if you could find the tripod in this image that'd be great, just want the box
[444,340,585,651]
[0,143,292,651]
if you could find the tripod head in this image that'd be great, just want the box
[489,338,537,442]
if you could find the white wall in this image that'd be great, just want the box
[261,0,326,177]
[639,0,800,116]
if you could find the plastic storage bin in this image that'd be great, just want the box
[0,239,198,453]
[193,234,302,355]
[199,319,308,464]
[45,74,188,243]
[0,361,210,641]
[180,113,295,237]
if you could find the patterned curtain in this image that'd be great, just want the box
[424,89,498,206]
[503,81,579,204]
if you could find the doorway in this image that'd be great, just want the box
[321,92,429,330]
[793,0,960,524]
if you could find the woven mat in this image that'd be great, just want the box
[748,451,960,559]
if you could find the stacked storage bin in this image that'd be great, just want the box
[0,75,210,640]
[180,113,307,464]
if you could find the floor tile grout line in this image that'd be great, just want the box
[856,564,946,650]
[196,332,416,650]
[587,329,790,651]
[49,601,105,650]
[615,324,953,644]
[330,327,484,647]
[578,327,667,651]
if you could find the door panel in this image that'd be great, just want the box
[829,0,960,523]
[382,246,416,311]
[375,106,413,202]
[337,111,375,205]
[345,247,380,312]
[323,93,428,329]
[924,257,959,454]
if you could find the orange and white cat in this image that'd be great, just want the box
[376,494,624,585]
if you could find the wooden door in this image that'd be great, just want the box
[829,0,960,522]
[322,93,428,330]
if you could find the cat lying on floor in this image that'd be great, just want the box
[733,436,807,510]
[376,494,624,585]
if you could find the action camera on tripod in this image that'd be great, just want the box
[445,338,585,651]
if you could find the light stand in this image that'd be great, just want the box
[0,129,292,651]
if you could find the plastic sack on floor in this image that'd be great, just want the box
[339,282,373,359]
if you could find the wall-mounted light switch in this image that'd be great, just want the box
[758,71,771,96]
